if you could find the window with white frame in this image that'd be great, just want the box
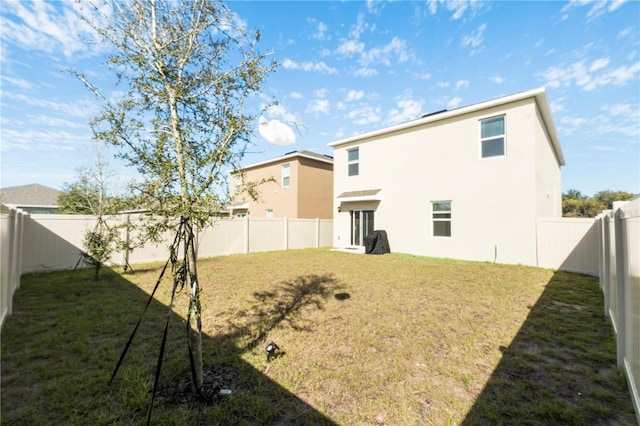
[235,175,242,194]
[432,201,452,237]
[480,116,505,158]
[282,163,290,187]
[347,147,359,176]
[265,209,273,219]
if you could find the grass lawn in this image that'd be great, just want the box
[1,249,636,425]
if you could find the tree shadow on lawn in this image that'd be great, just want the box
[461,271,637,426]
[0,269,343,425]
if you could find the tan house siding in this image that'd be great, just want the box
[297,157,333,219]
[230,151,333,219]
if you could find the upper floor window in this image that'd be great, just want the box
[282,163,290,187]
[235,175,242,194]
[347,147,359,176]
[432,201,452,238]
[480,116,505,158]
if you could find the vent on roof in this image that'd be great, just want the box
[421,109,447,118]
[284,150,299,155]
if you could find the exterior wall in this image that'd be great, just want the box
[333,98,562,266]
[232,160,298,218]
[232,156,333,219]
[297,157,333,219]
[534,107,562,217]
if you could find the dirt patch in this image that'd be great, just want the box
[157,365,240,407]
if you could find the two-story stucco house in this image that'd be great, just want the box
[229,150,334,219]
[329,87,565,266]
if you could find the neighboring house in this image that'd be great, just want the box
[229,150,334,219]
[0,183,61,214]
[329,87,565,266]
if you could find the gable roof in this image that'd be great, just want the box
[234,150,334,172]
[0,183,61,207]
[329,87,565,166]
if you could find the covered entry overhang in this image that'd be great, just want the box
[336,189,382,209]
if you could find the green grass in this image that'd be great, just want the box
[1,249,636,425]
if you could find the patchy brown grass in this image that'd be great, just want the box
[1,249,636,425]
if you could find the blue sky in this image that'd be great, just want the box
[1,0,638,196]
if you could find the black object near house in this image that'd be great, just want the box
[364,230,390,254]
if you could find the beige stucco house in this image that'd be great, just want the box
[229,150,334,219]
[329,87,565,266]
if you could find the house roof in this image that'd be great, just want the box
[328,87,565,166]
[234,150,334,172]
[0,183,61,207]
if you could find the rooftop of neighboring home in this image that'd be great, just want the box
[234,150,334,172]
[0,183,61,207]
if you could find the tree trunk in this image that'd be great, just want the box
[185,219,203,393]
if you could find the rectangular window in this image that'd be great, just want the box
[480,116,505,158]
[282,163,290,187]
[347,148,359,176]
[265,209,273,219]
[432,201,452,237]
[235,175,242,194]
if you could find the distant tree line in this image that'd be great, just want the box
[562,189,635,217]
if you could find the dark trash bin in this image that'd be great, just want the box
[364,230,390,254]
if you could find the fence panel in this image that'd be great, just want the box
[248,218,286,253]
[197,219,246,257]
[288,219,316,249]
[536,217,598,275]
[318,219,333,248]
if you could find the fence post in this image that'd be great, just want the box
[602,211,612,318]
[15,210,24,289]
[614,208,626,367]
[316,218,320,248]
[5,209,16,319]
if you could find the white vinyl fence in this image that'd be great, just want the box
[1,209,25,328]
[536,217,598,276]
[596,198,640,423]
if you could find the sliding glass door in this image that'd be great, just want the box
[351,210,375,246]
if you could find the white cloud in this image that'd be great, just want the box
[417,72,432,80]
[617,27,634,39]
[455,80,469,90]
[461,23,487,48]
[337,39,365,56]
[305,99,330,115]
[534,39,544,48]
[426,0,488,20]
[387,98,424,125]
[310,21,328,40]
[347,105,381,126]
[0,75,35,90]
[346,90,365,102]
[436,81,449,88]
[589,57,610,72]
[282,58,338,74]
[561,0,629,21]
[360,37,414,66]
[538,59,640,92]
[491,75,505,84]
[290,92,303,99]
[353,67,378,77]
[0,1,103,58]
[258,116,295,146]
[447,97,462,108]
[265,104,297,123]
